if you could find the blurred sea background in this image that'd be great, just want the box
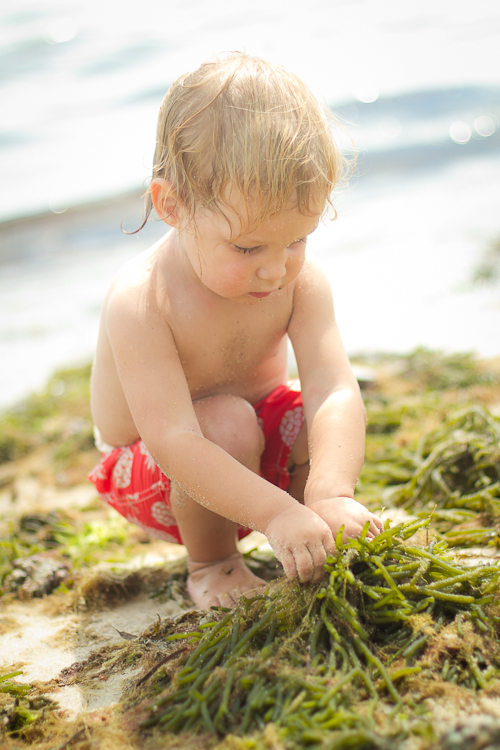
[1,0,499,409]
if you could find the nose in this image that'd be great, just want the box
[256,249,287,282]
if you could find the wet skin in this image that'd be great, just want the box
[90,185,383,607]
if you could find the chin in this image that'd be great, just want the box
[212,289,252,304]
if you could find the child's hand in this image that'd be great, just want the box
[264,504,335,584]
[307,497,383,543]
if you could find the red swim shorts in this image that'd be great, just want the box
[88,383,304,544]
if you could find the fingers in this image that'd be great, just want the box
[309,548,330,582]
[357,512,384,541]
[368,513,384,537]
[279,549,298,580]
[373,514,384,533]
[282,546,316,583]
[275,507,383,585]
[266,504,335,583]
[296,549,316,583]
[342,512,383,542]
[279,540,332,583]
[294,535,335,583]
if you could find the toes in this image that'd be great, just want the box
[187,555,267,610]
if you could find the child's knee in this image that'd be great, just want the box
[194,395,264,468]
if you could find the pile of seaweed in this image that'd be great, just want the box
[128,519,500,750]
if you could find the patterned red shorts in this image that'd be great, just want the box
[88,383,304,544]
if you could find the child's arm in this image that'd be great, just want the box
[287,261,383,540]
[104,281,335,581]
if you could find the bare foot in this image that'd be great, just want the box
[187,552,267,609]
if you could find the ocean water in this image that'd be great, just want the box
[1,0,500,408]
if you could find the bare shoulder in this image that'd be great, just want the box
[104,235,173,331]
[290,259,335,323]
[294,258,333,296]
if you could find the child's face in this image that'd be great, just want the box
[178,194,321,304]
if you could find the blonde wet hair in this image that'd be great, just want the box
[136,52,351,232]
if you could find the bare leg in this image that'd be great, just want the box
[287,421,309,503]
[169,395,267,609]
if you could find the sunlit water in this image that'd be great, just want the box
[1,0,500,408]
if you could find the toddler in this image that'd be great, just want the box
[89,52,383,609]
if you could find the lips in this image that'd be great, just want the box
[249,287,281,299]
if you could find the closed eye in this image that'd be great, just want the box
[233,244,259,254]
[233,238,307,254]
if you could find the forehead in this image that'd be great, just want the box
[219,188,322,243]
[238,209,320,245]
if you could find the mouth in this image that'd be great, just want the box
[248,291,273,299]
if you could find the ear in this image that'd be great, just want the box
[150,178,183,227]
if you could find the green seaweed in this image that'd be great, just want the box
[0,510,139,600]
[0,363,94,467]
[139,520,500,748]
[387,348,500,391]
[393,407,500,510]
[0,671,31,698]
[383,406,500,551]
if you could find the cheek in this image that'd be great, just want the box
[219,259,253,288]
[200,246,244,279]
[287,251,305,279]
